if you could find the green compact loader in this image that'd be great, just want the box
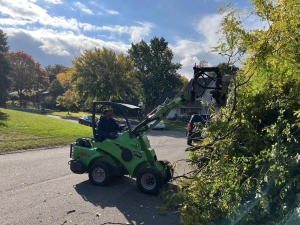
[69,66,226,194]
[69,97,186,195]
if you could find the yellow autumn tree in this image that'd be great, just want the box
[56,90,79,115]
[57,68,74,90]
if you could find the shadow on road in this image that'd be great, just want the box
[73,176,180,225]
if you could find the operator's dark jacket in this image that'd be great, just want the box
[96,116,121,142]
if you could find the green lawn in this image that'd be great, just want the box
[0,108,92,153]
[0,108,187,153]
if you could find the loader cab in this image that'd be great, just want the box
[91,101,142,141]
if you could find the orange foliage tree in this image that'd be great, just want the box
[7,51,49,106]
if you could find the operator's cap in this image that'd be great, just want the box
[103,105,113,114]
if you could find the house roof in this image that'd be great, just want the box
[183,77,214,94]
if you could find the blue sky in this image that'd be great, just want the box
[0,0,258,79]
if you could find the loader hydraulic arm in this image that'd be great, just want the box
[131,92,189,135]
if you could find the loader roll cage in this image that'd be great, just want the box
[91,101,142,139]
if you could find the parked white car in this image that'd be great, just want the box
[147,120,165,130]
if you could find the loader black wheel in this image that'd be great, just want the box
[136,167,164,195]
[89,162,114,186]
[159,160,174,183]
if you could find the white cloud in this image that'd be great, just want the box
[195,11,268,48]
[0,0,81,31]
[5,28,130,62]
[173,12,268,79]
[0,18,34,26]
[45,0,63,4]
[168,14,226,79]
[129,22,153,42]
[172,39,205,57]
[171,39,223,79]
[195,13,223,50]
[1,0,152,63]
[107,10,119,15]
[0,0,151,42]
[243,14,269,31]
[88,1,102,8]
[11,29,129,55]
[74,2,94,15]
[180,55,201,69]
[0,0,49,22]
[79,21,153,42]
[87,1,119,16]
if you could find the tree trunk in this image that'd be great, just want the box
[18,91,24,107]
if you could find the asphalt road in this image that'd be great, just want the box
[0,130,190,225]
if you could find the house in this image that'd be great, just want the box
[156,75,233,118]
[182,77,215,116]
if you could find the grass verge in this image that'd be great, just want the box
[0,108,92,153]
[0,107,187,153]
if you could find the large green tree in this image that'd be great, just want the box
[0,29,11,108]
[7,51,48,106]
[48,79,65,100]
[167,1,300,224]
[128,37,182,112]
[72,47,140,103]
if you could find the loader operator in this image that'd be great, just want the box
[96,106,123,142]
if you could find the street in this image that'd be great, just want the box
[0,130,190,225]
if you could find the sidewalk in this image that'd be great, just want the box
[45,114,78,124]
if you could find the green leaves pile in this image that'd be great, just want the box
[167,0,300,224]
